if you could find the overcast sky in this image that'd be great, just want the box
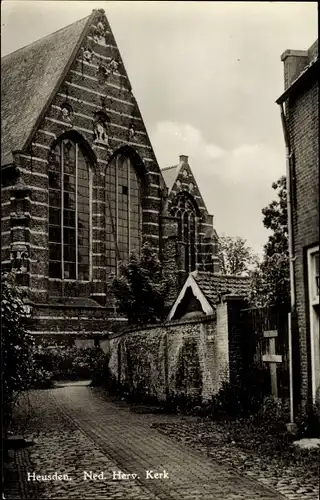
[2,1,318,256]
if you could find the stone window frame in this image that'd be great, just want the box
[48,134,94,282]
[171,191,199,273]
[105,151,143,275]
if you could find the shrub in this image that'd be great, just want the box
[111,242,172,324]
[127,381,159,406]
[35,343,107,381]
[91,352,111,387]
[210,371,269,419]
[1,273,54,433]
[163,392,202,415]
[295,403,320,439]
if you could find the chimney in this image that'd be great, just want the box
[281,49,309,90]
[308,39,318,62]
[179,155,188,165]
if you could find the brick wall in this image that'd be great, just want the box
[160,214,181,307]
[284,50,319,405]
[105,297,294,405]
[106,303,235,403]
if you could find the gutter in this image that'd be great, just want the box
[278,102,296,426]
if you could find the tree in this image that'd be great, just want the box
[111,242,171,325]
[1,273,36,433]
[249,176,290,308]
[217,235,259,276]
[262,176,288,257]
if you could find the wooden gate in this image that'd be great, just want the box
[238,305,290,400]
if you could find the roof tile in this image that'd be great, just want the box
[1,15,91,165]
[161,165,180,191]
[192,271,250,306]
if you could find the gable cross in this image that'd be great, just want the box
[262,330,283,399]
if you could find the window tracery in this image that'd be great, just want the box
[171,192,198,272]
[104,153,141,276]
[48,137,91,281]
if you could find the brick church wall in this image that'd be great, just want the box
[1,10,221,344]
[165,156,220,275]
[1,10,168,340]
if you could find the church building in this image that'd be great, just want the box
[1,9,220,341]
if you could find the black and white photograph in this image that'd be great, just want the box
[1,1,319,499]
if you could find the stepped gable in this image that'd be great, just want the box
[1,14,91,166]
[192,271,250,306]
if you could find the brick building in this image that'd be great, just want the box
[1,9,219,341]
[276,40,319,408]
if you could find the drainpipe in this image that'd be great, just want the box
[279,102,296,426]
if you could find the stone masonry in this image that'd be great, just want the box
[106,296,246,403]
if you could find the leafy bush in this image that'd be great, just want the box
[295,403,320,439]
[35,342,106,381]
[163,392,202,415]
[223,398,317,471]
[210,371,269,419]
[248,176,290,308]
[90,355,128,397]
[111,242,172,324]
[91,352,112,387]
[127,381,159,406]
[1,273,53,433]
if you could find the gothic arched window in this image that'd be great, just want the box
[105,153,141,275]
[48,137,92,281]
[171,192,197,272]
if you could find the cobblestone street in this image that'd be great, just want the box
[4,382,289,500]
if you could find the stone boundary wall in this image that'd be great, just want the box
[105,309,230,403]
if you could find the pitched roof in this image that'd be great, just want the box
[161,164,180,191]
[192,271,250,307]
[167,271,250,320]
[1,14,92,165]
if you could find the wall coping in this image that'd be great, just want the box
[29,302,111,311]
[108,313,217,340]
[29,331,110,338]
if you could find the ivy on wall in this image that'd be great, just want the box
[175,338,202,396]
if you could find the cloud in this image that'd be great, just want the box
[151,120,285,256]
[151,121,284,184]
[2,2,315,255]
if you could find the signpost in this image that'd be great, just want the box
[262,330,283,399]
